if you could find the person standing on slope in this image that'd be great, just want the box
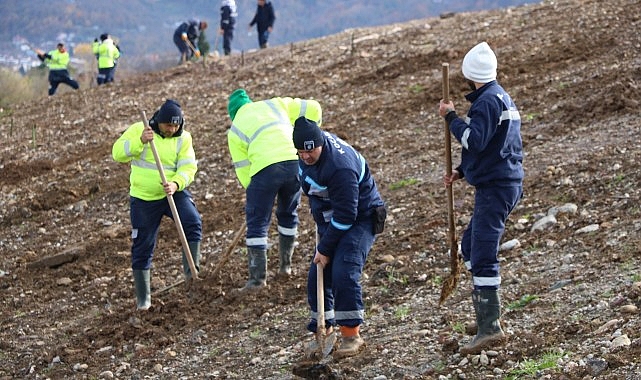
[438,41,524,355]
[92,33,121,85]
[219,0,237,56]
[112,99,203,311]
[248,0,275,49]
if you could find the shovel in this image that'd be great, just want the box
[315,231,336,360]
[438,62,461,305]
[140,110,199,280]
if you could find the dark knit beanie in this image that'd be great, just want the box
[156,99,183,125]
[293,117,324,150]
[100,33,109,41]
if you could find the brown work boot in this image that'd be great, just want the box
[333,335,365,359]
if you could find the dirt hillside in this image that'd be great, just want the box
[1,0,640,379]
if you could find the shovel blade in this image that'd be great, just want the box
[322,332,337,358]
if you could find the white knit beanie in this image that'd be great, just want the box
[462,42,497,83]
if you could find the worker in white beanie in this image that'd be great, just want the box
[461,41,497,83]
[437,41,524,356]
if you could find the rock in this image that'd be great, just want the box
[611,335,631,348]
[595,319,620,335]
[586,358,608,376]
[531,214,557,232]
[575,224,599,234]
[57,277,72,286]
[619,304,638,314]
[499,238,520,251]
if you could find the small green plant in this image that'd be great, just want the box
[409,84,424,93]
[506,294,539,311]
[432,360,446,372]
[505,350,563,379]
[631,273,641,282]
[525,113,538,122]
[451,321,465,334]
[389,178,419,190]
[432,275,443,287]
[14,311,26,318]
[394,305,410,319]
[601,289,614,298]
[249,327,262,339]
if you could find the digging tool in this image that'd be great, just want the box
[212,33,221,58]
[185,38,200,60]
[438,63,461,305]
[152,221,245,295]
[208,220,246,279]
[316,260,327,357]
[140,110,199,279]
[314,230,336,359]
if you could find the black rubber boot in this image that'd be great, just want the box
[278,234,295,275]
[132,269,151,311]
[239,247,267,291]
[460,289,506,355]
[182,241,201,279]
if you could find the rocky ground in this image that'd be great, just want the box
[1,0,640,379]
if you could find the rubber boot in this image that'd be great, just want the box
[278,234,295,276]
[239,247,267,292]
[182,241,201,279]
[133,269,151,311]
[334,326,366,359]
[460,289,506,355]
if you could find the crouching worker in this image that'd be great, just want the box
[226,89,323,293]
[294,117,386,359]
[112,99,202,310]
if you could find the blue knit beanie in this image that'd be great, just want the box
[293,117,324,150]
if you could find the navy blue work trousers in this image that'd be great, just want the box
[129,190,202,270]
[461,184,522,290]
[306,217,375,333]
[245,160,301,249]
[48,69,79,95]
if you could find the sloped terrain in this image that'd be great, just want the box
[1,0,640,379]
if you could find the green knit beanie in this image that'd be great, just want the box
[227,89,252,121]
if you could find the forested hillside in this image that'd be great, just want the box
[0,0,537,70]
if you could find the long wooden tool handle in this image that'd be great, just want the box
[316,262,326,346]
[140,110,198,279]
[185,38,197,53]
[442,63,457,267]
[209,221,247,279]
[315,229,326,351]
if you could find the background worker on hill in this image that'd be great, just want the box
[248,0,275,49]
[219,0,237,56]
[438,41,524,355]
[35,42,79,96]
[92,33,121,85]
[173,19,207,62]
[112,99,203,311]
[226,88,322,292]
[293,117,386,359]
